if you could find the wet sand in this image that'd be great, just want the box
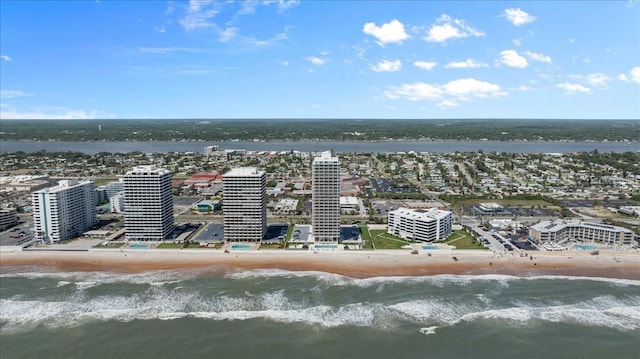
[1,248,639,279]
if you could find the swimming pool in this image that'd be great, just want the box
[422,245,440,250]
[574,244,599,250]
[231,244,252,250]
[129,243,151,249]
[315,244,338,250]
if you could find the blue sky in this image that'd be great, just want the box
[1,0,639,120]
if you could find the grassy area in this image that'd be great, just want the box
[444,230,487,250]
[156,242,183,249]
[258,243,285,250]
[358,225,371,240]
[93,242,125,248]
[285,224,295,241]
[92,177,119,187]
[155,242,205,249]
[359,225,375,250]
[370,229,412,249]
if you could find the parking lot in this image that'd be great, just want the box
[192,222,225,243]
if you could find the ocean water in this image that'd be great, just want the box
[1,266,639,359]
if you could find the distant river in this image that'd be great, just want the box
[1,140,639,154]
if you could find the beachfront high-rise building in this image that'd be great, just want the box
[32,180,97,243]
[312,151,341,243]
[123,165,174,241]
[222,167,267,242]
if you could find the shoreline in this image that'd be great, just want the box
[2,249,639,280]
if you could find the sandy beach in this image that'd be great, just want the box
[1,248,639,279]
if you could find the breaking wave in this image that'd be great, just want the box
[2,268,639,334]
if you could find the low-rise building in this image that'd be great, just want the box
[339,196,359,214]
[0,207,18,231]
[388,207,453,242]
[530,219,635,245]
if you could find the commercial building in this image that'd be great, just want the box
[222,167,267,242]
[123,165,174,241]
[387,207,453,242]
[32,180,97,243]
[339,196,359,214]
[529,220,635,245]
[312,151,340,243]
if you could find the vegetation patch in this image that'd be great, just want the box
[370,229,412,249]
[444,230,487,250]
[156,242,184,249]
[258,243,284,250]
[93,242,125,248]
[92,177,119,187]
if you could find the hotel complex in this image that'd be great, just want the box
[387,207,453,242]
[123,165,174,241]
[222,167,267,242]
[312,151,341,243]
[529,220,635,245]
[31,180,97,243]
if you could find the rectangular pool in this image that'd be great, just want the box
[573,244,599,250]
[129,243,151,249]
[315,244,338,250]
[231,244,252,250]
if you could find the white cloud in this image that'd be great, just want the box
[281,61,289,66]
[444,58,488,69]
[0,55,12,62]
[180,0,219,31]
[385,82,442,101]
[631,66,640,83]
[512,38,522,46]
[438,100,458,109]
[618,74,629,82]
[385,78,505,105]
[413,61,437,71]
[497,50,529,68]
[363,19,410,45]
[263,0,301,11]
[524,51,552,63]
[138,47,206,54]
[237,0,258,15]
[0,90,31,98]
[0,108,100,120]
[424,14,484,43]
[583,73,610,88]
[567,73,612,88]
[353,45,367,61]
[242,31,288,47]
[371,60,402,72]
[306,56,326,66]
[516,85,533,91]
[442,78,504,98]
[219,27,238,42]
[502,8,537,26]
[557,82,591,94]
